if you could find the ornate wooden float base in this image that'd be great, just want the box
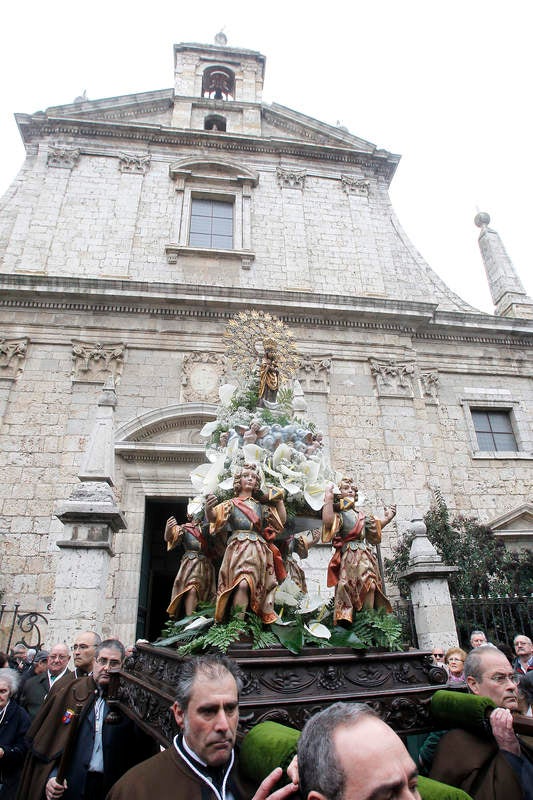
[111,642,447,747]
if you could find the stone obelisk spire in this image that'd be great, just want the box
[475,212,533,319]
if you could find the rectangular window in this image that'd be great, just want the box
[189,198,233,249]
[471,409,518,452]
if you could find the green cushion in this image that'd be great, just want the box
[240,721,300,784]
[431,690,496,735]
[418,776,473,800]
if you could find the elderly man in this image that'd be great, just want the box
[470,630,488,648]
[429,645,533,799]
[513,634,533,675]
[108,654,298,800]
[72,631,101,677]
[18,638,150,800]
[20,650,51,719]
[297,701,421,800]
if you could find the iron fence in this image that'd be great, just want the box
[452,595,532,651]
[394,600,418,648]
[0,603,50,653]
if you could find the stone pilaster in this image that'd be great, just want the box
[399,518,459,650]
[50,378,126,637]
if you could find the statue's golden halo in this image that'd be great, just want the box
[223,310,300,381]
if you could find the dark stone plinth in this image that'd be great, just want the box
[111,642,448,747]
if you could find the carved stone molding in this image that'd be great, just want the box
[369,358,415,398]
[0,337,28,380]
[297,355,331,394]
[72,341,125,384]
[118,152,151,174]
[277,167,306,189]
[47,145,81,169]
[181,352,226,403]
[419,371,440,404]
[341,174,370,196]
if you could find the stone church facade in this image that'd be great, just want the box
[1,37,531,646]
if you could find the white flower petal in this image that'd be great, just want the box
[279,479,301,495]
[219,384,237,405]
[190,463,212,492]
[218,477,234,490]
[199,420,218,438]
[184,616,213,631]
[304,483,327,511]
[187,497,204,517]
[301,460,319,483]
[272,443,292,468]
[242,443,267,464]
[304,622,331,640]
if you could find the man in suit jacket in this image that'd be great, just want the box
[17,639,153,800]
[20,644,71,721]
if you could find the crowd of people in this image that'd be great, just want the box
[0,628,530,800]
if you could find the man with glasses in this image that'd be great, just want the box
[72,631,101,677]
[431,648,446,667]
[18,638,152,800]
[429,645,533,799]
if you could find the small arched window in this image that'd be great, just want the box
[204,114,227,132]
[202,66,235,100]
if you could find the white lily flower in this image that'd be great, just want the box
[190,454,226,494]
[218,476,234,491]
[304,622,331,640]
[272,443,292,468]
[298,593,326,614]
[300,460,320,483]
[187,496,204,517]
[205,447,220,464]
[242,443,268,464]
[190,463,212,492]
[184,616,213,631]
[219,384,237,405]
[304,482,328,511]
[279,479,301,495]
[279,464,304,481]
[199,420,219,438]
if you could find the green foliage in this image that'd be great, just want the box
[157,603,404,656]
[384,495,533,598]
[349,609,404,651]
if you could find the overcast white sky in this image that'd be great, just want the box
[1,0,531,313]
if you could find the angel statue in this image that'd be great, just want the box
[206,462,287,623]
[322,477,396,625]
[164,512,216,619]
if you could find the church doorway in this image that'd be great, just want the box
[136,496,188,641]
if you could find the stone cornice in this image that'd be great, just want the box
[1,273,532,345]
[15,115,399,180]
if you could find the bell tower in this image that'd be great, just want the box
[171,33,265,135]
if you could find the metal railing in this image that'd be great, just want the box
[0,603,50,653]
[452,595,532,650]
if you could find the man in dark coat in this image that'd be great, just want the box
[17,639,152,800]
[429,646,533,800]
[107,654,298,800]
[20,647,73,721]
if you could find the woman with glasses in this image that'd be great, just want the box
[445,647,467,684]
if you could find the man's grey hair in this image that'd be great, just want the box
[298,702,377,800]
[96,638,125,661]
[513,634,532,645]
[470,629,486,644]
[174,655,243,712]
[464,644,505,683]
[0,667,21,696]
